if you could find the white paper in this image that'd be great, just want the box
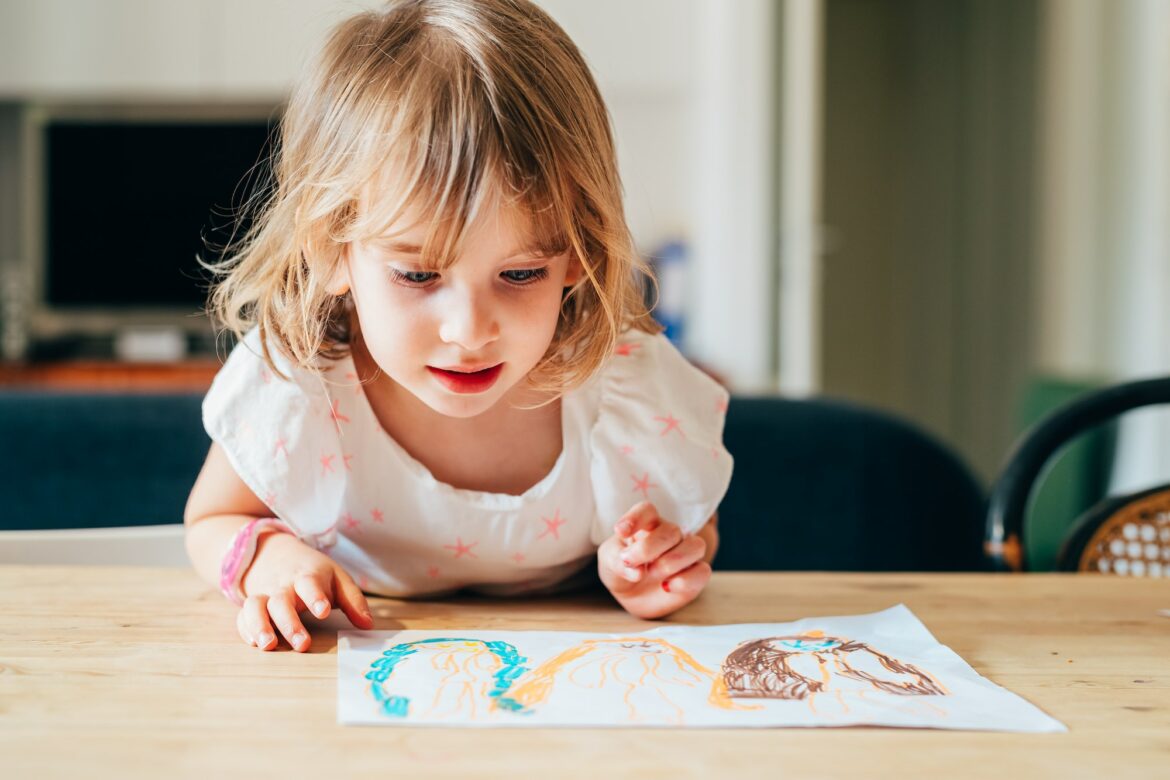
[337,604,1065,731]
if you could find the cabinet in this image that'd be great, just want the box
[0,359,220,391]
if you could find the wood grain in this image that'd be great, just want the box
[1,567,1168,778]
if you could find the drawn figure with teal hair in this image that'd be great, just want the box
[364,637,530,721]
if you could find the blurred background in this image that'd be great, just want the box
[1,0,1168,569]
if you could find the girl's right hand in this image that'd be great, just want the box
[236,531,375,652]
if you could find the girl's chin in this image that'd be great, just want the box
[415,377,513,418]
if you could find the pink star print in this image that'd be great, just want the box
[345,372,363,394]
[539,509,568,541]
[263,492,277,508]
[427,565,441,578]
[631,472,658,500]
[329,399,350,425]
[620,445,635,456]
[512,552,526,564]
[320,452,336,475]
[343,453,354,471]
[273,438,288,458]
[444,538,478,559]
[342,512,360,532]
[655,413,684,437]
[614,342,641,357]
[370,508,384,524]
[260,367,273,385]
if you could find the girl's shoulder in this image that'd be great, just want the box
[201,328,348,546]
[203,328,337,439]
[576,327,734,541]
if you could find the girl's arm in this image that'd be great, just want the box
[183,443,271,587]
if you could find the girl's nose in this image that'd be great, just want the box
[437,288,500,351]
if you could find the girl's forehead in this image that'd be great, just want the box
[360,187,548,245]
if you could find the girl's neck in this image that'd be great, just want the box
[349,335,563,495]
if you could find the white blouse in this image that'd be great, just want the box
[203,327,733,598]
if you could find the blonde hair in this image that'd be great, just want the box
[207,0,658,394]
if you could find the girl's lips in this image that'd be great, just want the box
[426,363,504,394]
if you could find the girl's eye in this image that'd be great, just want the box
[501,267,550,285]
[389,269,438,286]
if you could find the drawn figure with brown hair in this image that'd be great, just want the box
[721,630,947,714]
[509,637,755,724]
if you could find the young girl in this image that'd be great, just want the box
[184,0,733,653]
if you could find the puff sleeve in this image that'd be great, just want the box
[589,329,734,544]
[202,328,346,549]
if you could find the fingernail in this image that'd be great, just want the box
[292,632,307,647]
[662,580,672,593]
[623,566,642,582]
[256,632,274,647]
[313,599,329,616]
[616,521,633,536]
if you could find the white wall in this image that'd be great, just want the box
[1036,0,1170,491]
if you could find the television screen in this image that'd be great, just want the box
[44,119,274,309]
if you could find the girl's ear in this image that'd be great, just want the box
[324,246,352,296]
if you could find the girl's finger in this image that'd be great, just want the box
[267,589,312,652]
[235,606,253,646]
[242,594,277,650]
[333,568,375,629]
[649,534,708,582]
[621,521,684,568]
[614,501,659,541]
[660,560,713,597]
[293,573,331,620]
[597,533,643,584]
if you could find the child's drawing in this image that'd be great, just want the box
[720,630,948,717]
[364,638,529,720]
[508,637,756,724]
[337,605,1066,732]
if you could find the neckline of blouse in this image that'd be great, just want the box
[333,353,577,509]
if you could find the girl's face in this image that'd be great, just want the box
[341,198,580,419]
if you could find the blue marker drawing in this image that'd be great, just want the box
[364,637,531,718]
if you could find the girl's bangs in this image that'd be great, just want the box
[347,123,571,270]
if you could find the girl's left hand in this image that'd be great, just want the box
[596,501,712,620]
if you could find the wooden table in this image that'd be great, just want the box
[2,568,1167,778]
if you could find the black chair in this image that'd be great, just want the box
[986,376,1170,574]
[0,391,209,531]
[716,396,987,571]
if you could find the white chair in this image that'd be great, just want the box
[0,524,190,566]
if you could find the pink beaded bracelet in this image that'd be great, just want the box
[220,517,293,606]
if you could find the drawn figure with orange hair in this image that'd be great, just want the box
[364,637,529,720]
[720,630,947,715]
[509,637,755,724]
